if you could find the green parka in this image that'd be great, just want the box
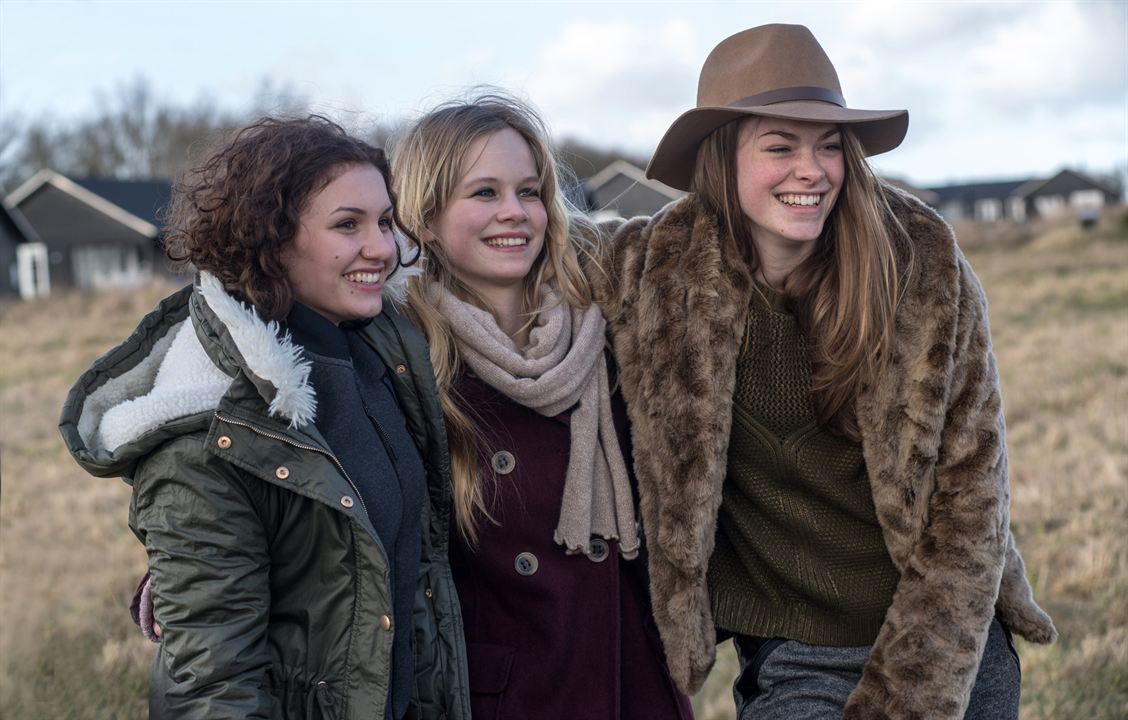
[59,272,471,720]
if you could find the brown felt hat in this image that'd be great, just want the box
[646,24,909,191]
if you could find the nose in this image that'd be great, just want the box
[793,147,827,183]
[360,225,397,264]
[496,191,529,223]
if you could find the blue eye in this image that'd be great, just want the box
[519,187,542,199]
[378,216,393,229]
[472,187,496,198]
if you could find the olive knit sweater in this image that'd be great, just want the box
[708,284,901,646]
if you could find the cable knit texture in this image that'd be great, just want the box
[586,186,1055,719]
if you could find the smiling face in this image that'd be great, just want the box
[429,127,548,307]
[735,117,845,270]
[283,163,398,325]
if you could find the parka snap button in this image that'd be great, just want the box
[589,538,610,563]
[216,436,232,449]
[491,450,516,475]
[424,587,433,598]
[340,495,355,508]
[275,466,290,480]
[379,614,392,631]
[395,364,407,375]
[514,552,538,576]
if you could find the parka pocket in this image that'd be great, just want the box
[466,642,515,720]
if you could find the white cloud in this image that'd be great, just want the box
[514,18,702,154]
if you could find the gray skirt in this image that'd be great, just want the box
[732,617,1021,720]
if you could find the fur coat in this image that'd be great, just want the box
[587,188,1056,719]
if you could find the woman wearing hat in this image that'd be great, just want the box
[587,24,1056,719]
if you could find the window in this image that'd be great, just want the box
[71,245,151,289]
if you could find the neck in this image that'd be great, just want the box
[752,240,814,291]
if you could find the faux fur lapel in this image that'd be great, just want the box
[599,197,755,692]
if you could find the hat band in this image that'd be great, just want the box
[730,86,846,109]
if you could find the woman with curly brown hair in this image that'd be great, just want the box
[60,116,471,720]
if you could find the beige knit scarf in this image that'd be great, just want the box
[432,283,640,560]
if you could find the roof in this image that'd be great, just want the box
[925,179,1031,205]
[585,160,684,202]
[71,177,172,228]
[881,177,940,207]
[7,169,169,238]
[0,195,41,243]
[1011,169,1121,199]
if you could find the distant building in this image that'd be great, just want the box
[881,178,940,208]
[0,197,44,298]
[926,169,1121,223]
[584,160,684,220]
[6,170,178,294]
[1009,169,1121,223]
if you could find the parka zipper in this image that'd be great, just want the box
[213,410,370,520]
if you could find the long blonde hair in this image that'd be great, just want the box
[392,91,595,543]
[693,120,912,439]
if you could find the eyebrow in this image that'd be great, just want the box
[461,175,540,186]
[759,128,841,141]
[331,205,394,215]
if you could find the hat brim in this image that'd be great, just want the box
[646,102,909,191]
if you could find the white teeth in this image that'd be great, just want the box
[778,194,821,207]
[344,271,381,284]
[485,237,528,247]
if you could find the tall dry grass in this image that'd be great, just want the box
[0,209,1125,718]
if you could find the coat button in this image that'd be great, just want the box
[395,364,407,375]
[216,435,232,449]
[589,538,610,563]
[340,495,354,508]
[424,587,433,598]
[514,551,538,576]
[491,450,516,475]
[379,614,392,631]
[275,466,290,480]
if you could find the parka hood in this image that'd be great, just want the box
[61,271,341,479]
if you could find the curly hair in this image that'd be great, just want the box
[164,115,419,321]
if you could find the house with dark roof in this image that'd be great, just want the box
[584,160,685,220]
[925,169,1122,223]
[1010,169,1121,223]
[924,179,1030,223]
[6,170,178,293]
[1,197,44,298]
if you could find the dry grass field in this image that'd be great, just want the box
[1,209,1125,718]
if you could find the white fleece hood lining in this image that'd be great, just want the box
[83,270,337,453]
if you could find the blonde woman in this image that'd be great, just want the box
[392,93,692,720]
[588,24,1056,720]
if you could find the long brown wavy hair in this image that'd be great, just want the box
[164,115,419,321]
[392,91,595,544]
[692,118,913,439]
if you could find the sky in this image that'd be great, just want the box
[1,0,1125,188]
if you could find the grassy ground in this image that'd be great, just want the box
[1,209,1125,718]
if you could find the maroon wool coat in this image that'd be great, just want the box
[450,370,693,720]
